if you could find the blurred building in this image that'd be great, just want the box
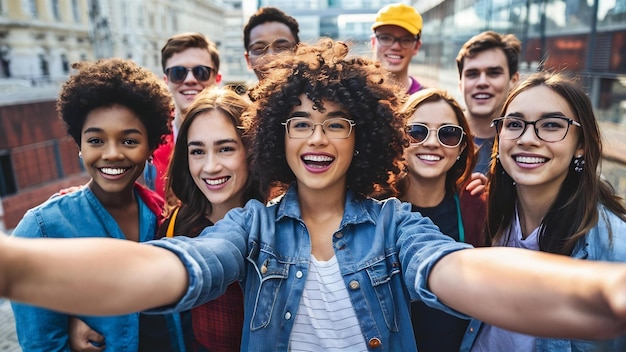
[0,0,231,231]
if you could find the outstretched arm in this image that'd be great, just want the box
[430,247,626,339]
[0,233,188,315]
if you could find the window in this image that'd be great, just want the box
[52,0,60,20]
[72,0,81,22]
[0,152,16,197]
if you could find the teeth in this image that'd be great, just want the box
[515,156,547,164]
[205,177,228,186]
[100,167,126,175]
[386,54,401,59]
[182,90,199,95]
[303,155,334,162]
[418,154,442,161]
[473,93,491,99]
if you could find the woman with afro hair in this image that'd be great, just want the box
[10,58,188,351]
[3,40,626,352]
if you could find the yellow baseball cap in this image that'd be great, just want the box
[372,3,423,37]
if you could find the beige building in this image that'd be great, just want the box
[0,0,240,105]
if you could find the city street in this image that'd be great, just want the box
[0,299,19,352]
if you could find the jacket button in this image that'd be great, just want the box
[368,337,381,349]
[285,312,292,320]
[469,327,474,332]
[349,280,359,290]
[296,270,303,279]
[335,232,344,238]
[261,265,268,274]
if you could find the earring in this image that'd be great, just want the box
[78,151,82,158]
[354,150,360,156]
[456,155,461,160]
[573,154,585,173]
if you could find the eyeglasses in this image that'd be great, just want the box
[406,123,465,148]
[247,39,296,57]
[491,116,581,142]
[164,65,215,84]
[282,117,356,139]
[375,34,418,49]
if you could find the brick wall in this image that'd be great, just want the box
[1,173,91,230]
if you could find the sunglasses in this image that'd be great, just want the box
[164,65,215,84]
[406,123,465,148]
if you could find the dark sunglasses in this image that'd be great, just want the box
[164,65,215,84]
[406,123,465,148]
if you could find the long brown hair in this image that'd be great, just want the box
[162,88,261,237]
[486,71,626,254]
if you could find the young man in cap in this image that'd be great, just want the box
[456,31,521,174]
[371,3,424,94]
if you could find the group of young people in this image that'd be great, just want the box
[3,3,626,352]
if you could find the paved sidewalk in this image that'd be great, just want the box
[0,299,20,352]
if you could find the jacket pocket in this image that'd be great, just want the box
[248,243,290,330]
[363,252,401,332]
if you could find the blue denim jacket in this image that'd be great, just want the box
[11,186,184,352]
[459,205,626,352]
[148,187,473,351]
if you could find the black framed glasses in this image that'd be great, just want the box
[406,123,465,148]
[375,34,418,49]
[491,116,581,142]
[164,65,215,84]
[247,39,296,57]
[282,117,356,139]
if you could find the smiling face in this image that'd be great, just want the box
[459,48,518,122]
[405,100,465,184]
[371,25,419,75]
[163,47,220,114]
[81,105,151,199]
[187,110,249,214]
[284,95,355,194]
[498,85,583,194]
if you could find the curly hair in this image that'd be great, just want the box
[245,38,408,199]
[57,58,172,151]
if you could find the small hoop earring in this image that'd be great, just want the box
[354,150,359,156]
[573,154,585,173]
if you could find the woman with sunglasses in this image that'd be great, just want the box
[3,41,626,351]
[460,71,626,352]
[394,88,485,352]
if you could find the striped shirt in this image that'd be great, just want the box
[289,255,368,351]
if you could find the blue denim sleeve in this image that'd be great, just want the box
[144,202,255,314]
[391,199,474,319]
[11,210,72,351]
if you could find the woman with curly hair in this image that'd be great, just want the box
[3,40,626,351]
[10,58,187,351]
[460,72,626,352]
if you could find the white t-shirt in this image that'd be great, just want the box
[472,210,539,352]
[289,255,368,352]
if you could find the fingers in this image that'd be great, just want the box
[466,172,487,196]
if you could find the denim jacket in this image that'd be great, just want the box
[148,187,473,351]
[11,184,185,352]
[459,205,626,352]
